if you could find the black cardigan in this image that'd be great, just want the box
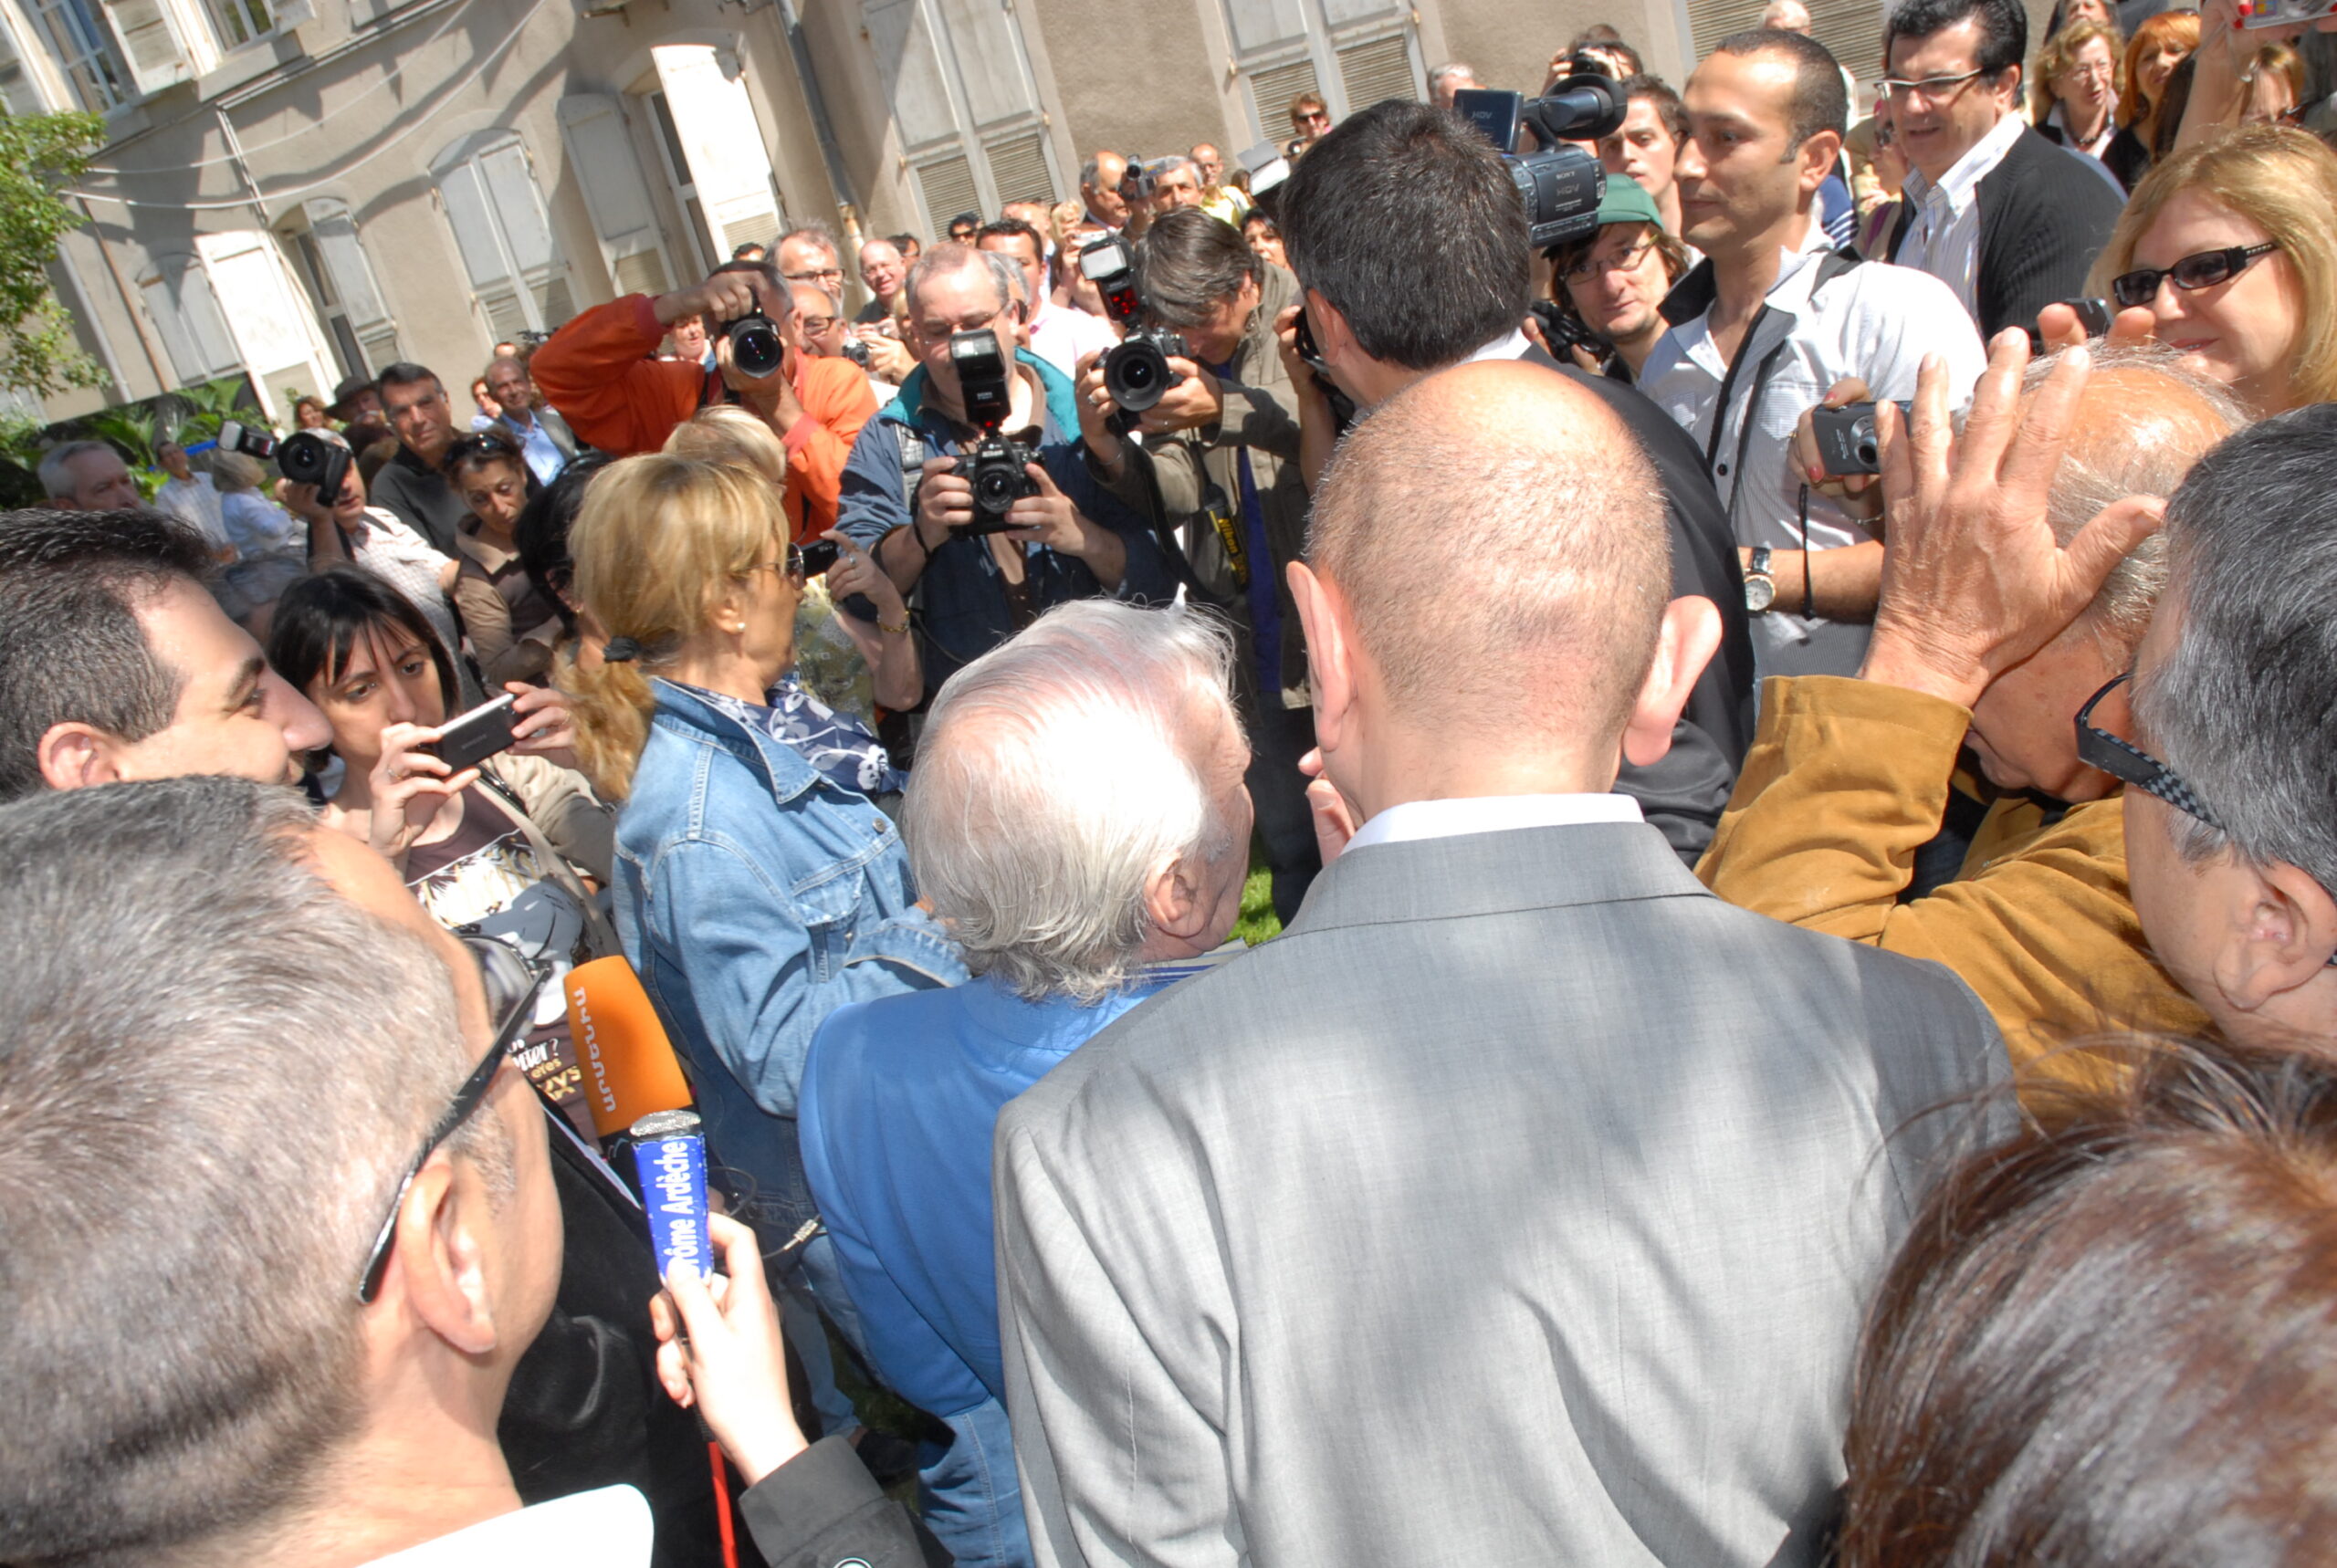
[1887,123,2126,340]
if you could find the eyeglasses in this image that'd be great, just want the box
[783,267,844,285]
[1879,67,1987,100]
[354,936,549,1304]
[2073,673,2224,831]
[800,316,838,336]
[2111,242,2280,308]
[1561,238,1656,283]
[2059,60,2116,81]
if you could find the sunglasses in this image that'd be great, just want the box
[2073,673,2223,830]
[2111,241,2279,309]
[354,936,550,1304]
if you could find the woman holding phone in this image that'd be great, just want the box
[266,565,613,1126]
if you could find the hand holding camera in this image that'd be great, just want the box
[947,329,1043,536]
[1130,357,1225,434]
[1791,378,1890,516]
[367,717,485,866]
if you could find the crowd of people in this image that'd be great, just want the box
[7,1,2337,1563]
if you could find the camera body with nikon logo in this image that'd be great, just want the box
[948,329,1041,535]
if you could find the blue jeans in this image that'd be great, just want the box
[918,1396,1031,1568]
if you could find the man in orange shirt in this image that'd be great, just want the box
[531,258,876,541]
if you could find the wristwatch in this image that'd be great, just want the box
[1745,545,1776,614]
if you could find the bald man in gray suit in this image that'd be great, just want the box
[992,361,2009,1568]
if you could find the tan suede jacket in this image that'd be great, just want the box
[1698,675,2209,1089]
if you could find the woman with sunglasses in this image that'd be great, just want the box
[267,565,613,1133]
[2083,122,2337,415]
[445,428,561,685]
[562,452,965,1450]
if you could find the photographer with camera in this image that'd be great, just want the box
[529,258,876,542]
[837,244,1172,706]
[1073,208,1320,922]
[1639,27,1985,680]
[1277,98,1756,859]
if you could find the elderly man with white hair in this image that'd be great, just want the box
[797,598,1251,1568]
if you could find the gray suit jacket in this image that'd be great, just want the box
[994,821,2007,1568]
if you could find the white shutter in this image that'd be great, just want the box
[0,12,48,113]
[140,274,204,383]
[557,93,674,300]
[1335,30,1419,110]
[1320,0,1403,21]
[306,202,400,366]
[436,153,526,339]
[911,152,980,233]
[1221,0,1310,57]
[1247,56,1320,129]
[93,0,187,93]
[983,129,1053,204]
[863,0,963,151]
[477,136,571,327]
[934,0,1037,131]
[197,230,332,419]
[141,253,240,384]
[651,45,784,267]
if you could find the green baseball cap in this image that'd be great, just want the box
[1594,175,1665,233]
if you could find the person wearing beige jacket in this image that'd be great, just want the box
[1700,335,2244,1083]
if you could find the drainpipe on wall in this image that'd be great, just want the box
[74,198,174,394]
[770,0,868,275]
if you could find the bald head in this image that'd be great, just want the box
[1761,0,1812,32]
[1309,361,1667,742]
[2046,344,2248,647]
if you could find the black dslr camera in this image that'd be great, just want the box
[948,329,1039,535]
[721,310,787,379]
[1078,234,1189,421]
[1453,74,1629,247]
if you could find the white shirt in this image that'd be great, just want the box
[155,473,228,550]
[1026,298,1121,384]
[1345,792,1643,854]
[341,504,462,660]
[1892,110,2026,319]
[361,1484,651,1567]
[1639,221,1987,678]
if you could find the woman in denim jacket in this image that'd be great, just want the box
[565,454,965,1441]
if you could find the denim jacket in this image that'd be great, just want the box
[613,678,964,1233]
[835,348,1175,699]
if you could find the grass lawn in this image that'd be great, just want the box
[1232,857,1283,946]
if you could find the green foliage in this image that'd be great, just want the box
[1233,858,1282,946]
[158,374,257,444]
[0,410,47,507]
[0,112,107,400]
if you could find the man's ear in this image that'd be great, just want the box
[1142,852,1209,945]
[37,722,128,791]
[1621,595,1723,768]
[1798,128,1844,196]
[2210,859,2337,1015]
[1289,560,1357,758]
[384,1151,503,1356]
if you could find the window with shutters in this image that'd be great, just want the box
[431,131,574,343]
[861,0,1061,235]
[0,6,58,111]
[138,253,240,386]
[23,0,128,110]
[648,46,788,266]
[558,93,676,301]
[644,90,717,280]
[1683,0,1883,89]
[90,0,190,95]
[201,0,267,49]
[282,198,398,380]
[1220,0,1423,149]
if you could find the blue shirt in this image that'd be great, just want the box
[799,972,1175,1415]
[498,409,567,486]
[834,350,1175,700]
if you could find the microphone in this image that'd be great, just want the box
[564,955,694,1140]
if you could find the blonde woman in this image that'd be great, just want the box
[2080,123,2337,415]
[564,451,964,1452]
[663,404,920,727]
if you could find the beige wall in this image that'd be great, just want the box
[1027,0,1225,168]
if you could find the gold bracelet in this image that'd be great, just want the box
[877,615,910,635]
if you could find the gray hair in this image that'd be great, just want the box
[1429,61,1479,89]
[210,448,265,492]
[903,242,1019,322]
[37,439,119,502]
[902,601,1242,1004]
[2023,340,2248,652]
[1079,152,1119,190]
[2136,402,2337,893]
[0,776,482,1564]
[778,222,840,264]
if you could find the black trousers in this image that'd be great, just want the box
[1244,699,1320,927]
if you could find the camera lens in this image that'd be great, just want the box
[278,431,326,486]
[1106,341,1170,413]
[975,463,1018,511]
[1852,416,1879,467]
[729,317,785,379]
